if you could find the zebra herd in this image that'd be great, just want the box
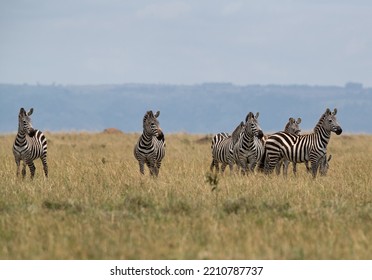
[211,108,341,178]
[12,108,167,179]
[12,107,340,179]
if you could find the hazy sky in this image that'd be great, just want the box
[1,0,372,86]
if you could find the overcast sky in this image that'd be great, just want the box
[1,0,371,86]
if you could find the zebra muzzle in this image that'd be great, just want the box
[28,129,37,137]
[335,127,342,135]
[157,129,165,141]
[257,130,264,139]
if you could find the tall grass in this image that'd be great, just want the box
[0,132,371,259]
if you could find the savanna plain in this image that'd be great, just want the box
[0,132,371,259]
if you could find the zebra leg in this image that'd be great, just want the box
[264,154,280,175]
[156,161,162,176]
[240,160,248,175]
[236,155,245,175]
[21,162,27,178]
[27,161,36,179]
[292,162,297,176]
[234,163,240,174]
[153,166,159,177]
[211,159,219,173]
[234,154,245,175]
[282,160,289,178]
[148,161,158,177]
[210,159,215,172]
[138,161,145,175]
[41,156,48,178]
[228,161,234,174]
[310,160,319,178]
[15,158,21,177]
[221,163,227,174]
[152,167,159,177]
[275,160,282,175]
[248,162,257,173]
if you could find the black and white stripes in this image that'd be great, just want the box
[13,108,48,179]
[276,117,302,176]
[210,121,245,173]
[10,107,339,179]
[233,112,264,175]
[262,108,342,178]
[134,110,166,176]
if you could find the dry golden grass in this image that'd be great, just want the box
[0,132,371,259]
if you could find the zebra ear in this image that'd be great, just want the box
[328,154,332,162]
[27,108,34,116]
[154,111,160,118]
[245,112,252,122]
[19,108,26,115]
[297,118,302,124]
[333,108,337,115]
[255,112,260,119]
[289,117,294,123]
[325,108,331,115]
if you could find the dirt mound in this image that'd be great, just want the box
[102,128,123,134]
[195,135,213,144]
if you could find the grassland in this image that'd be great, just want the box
[0,132,371,259]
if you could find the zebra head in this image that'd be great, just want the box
[323,108,342,135]
[285,117,302,135]
[143,110,164,140]
[245,112,264,139]
[18,108,36,136]
[231,121,245,145]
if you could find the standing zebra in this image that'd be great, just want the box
[134,110,166,176]
[275,117,302,176]
[13,108,48,179]
[263,108,342,178]
[233,112,264,175]
[210,121,245,173]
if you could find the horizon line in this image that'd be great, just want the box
[0,81,368,89]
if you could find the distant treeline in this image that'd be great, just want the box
[1,82,371,134]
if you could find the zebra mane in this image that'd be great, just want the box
[143,111,154,124]
[314,108,331,132]
[143,110,160,123]
[245,112,259,123]
[144,110,153,118]
[231,121,244,145]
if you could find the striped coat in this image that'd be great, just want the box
[233,112,264,175]
[210,121,245,173]
[13,108,48,178]
[275,117,302,176]
[134,110,166,176]
[262,108,342,178]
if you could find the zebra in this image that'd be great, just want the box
[275,117,302,176]
[262,108,342,178]
[13,108,48,179]
[134,110,166,176]
[233,112,264,175]
[210,121,245,173]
